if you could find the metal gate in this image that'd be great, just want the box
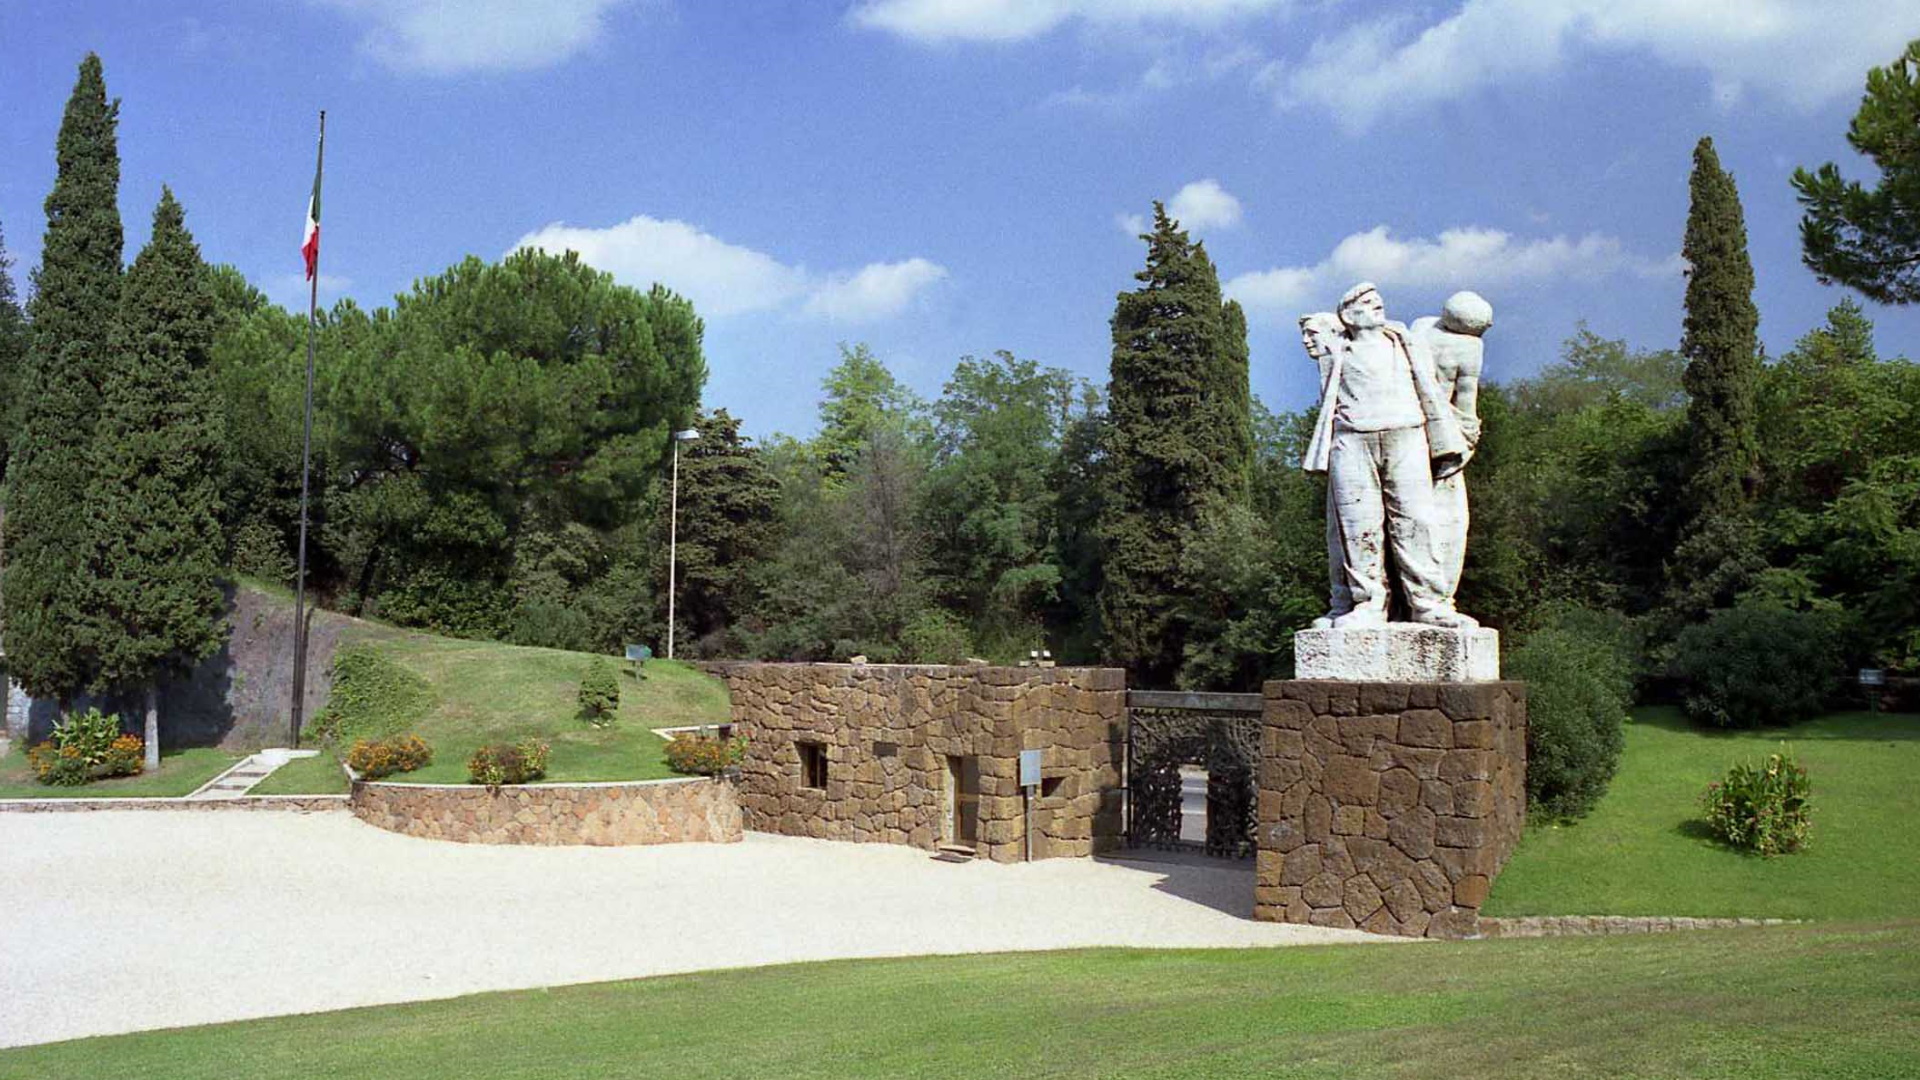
[1124,690,1261,859]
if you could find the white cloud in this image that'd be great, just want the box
[849,0,1293,43]
[1168,179,1243,231]
[803,258,948,323]
[1116,179,1244,237]
[509,216,945,323]
[1224,225,1679,318]
[313,0,631,74]
[1273,0,1920,132]
[269,273,353,312]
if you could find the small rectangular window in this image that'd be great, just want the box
[873,741,898,758]
[1040,776,1064,799]
[798,741,828,790]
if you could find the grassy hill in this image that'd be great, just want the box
[255,624,732,793]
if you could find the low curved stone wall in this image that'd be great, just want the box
[350,776,742,846]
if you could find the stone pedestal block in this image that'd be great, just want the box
[1255,679,1526,939]
[1294,625,1499,683]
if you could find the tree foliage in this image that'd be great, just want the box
[205,249,707,648]
[1671,136,1763,620]
[656,408,780,654]
[4,54,123,701]
[87,188,226,694]
[921,351,1090,659]
[1098,203,1252,687]
[0,220,28,486]
[1793,38,1920,304]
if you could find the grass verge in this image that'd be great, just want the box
[246,752,349,796]
[1485,708,1920,920]
[0,746,239,800]
[3,922,1915,1078]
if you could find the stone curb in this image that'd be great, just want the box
[1477,915,1799,938]
[0,795,349,813]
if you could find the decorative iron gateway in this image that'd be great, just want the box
[1124,690,1262,859]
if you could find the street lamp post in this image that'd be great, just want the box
[666,428,701,660]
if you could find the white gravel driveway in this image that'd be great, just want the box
[0,810,1388,1047]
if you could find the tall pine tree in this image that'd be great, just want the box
[1669,136,1764,619]
[3,54,123,703]
[1098,204,1253,687]
[90,188,226,766]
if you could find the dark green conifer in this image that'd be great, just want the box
[1098,203,1253,686]
[4,54,123,702]
[1670,136,1764,618]
[89,188,226,765]
[0,221,27,485]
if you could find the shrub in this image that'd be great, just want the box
[100,735,145,778]
[1701,749,1812,856]
[27,727,145,786]
[899,608,973,665]
[1505,605,1635,820]
[309,646,435,745]
[1671,602,1839,728]
[27,743,92,786]
[346,734,433,780]
[468,738,550,787]
[52,708,124,769]
[663,733,747,777]
[578,657,620,726]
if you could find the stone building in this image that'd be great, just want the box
[709,662,1126,863]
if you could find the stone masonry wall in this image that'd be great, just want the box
[350,777,742,846]
[711,663,1126,863]
[1255,680,1526,939]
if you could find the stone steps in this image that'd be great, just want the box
[185,749,319,801]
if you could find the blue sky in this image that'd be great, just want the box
[5,1,1919,439]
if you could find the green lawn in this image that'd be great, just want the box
[1486,708,1920,920]
[263,635,730,791]
[246,751,350,795]
[0,746,239,800]
[4,922,1915,1079]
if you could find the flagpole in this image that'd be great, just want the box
[290,109,324,748]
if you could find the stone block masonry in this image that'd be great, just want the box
[350,777,742,846]
[1254,680,1526,938]
[710,663,1126,863]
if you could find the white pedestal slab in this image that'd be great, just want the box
[1294,624,1499,683]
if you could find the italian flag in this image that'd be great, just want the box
[301,131,323,281]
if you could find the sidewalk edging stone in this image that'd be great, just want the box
[1478,914,1798,937]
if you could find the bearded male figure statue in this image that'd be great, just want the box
[1295,282,1498,681]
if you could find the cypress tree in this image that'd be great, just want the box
[90,188,226,767]
[0,221,27,486]
[3,54,123,703]
[1098,203,1253,687]
[1670,136,1763,617]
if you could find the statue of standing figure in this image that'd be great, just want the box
[1411,291,1492,599]
[1299,282,1485,630]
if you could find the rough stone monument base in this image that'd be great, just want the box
[1294,624,1499,683]
[1255,679,1527,939]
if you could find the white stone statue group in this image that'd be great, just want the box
[1299,282,1490,631]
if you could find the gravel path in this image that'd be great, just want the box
[0,811,1391,1047]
